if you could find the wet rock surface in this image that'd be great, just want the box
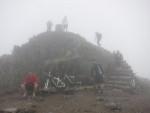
[0,108,36,113]
[0,89,150,113]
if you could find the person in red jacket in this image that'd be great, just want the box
[21,72,39,97]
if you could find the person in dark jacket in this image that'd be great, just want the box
[91,63,104,94]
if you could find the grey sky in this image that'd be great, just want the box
[0,0,150,78]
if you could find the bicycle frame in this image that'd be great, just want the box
[44,72,66,90]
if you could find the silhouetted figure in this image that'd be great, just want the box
[62,16,68,32]
[47,21,53,32]
[113,50,123,67]
[91,62,104,94]
[95,32,102,46]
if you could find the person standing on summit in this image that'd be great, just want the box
[95,32,102,46]
[47,21,53,32]
[62,16,68,32]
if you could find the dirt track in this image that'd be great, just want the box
[0,89,150,113]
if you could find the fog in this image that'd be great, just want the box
[0,0,150,78]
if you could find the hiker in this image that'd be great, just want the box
[91,62,104,94]
[21,72,39,97]
[62,16,68,32]
[95,32,102,46]
[47,21,53,32]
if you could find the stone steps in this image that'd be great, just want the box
[105,80,130,86]
[104,83,131,90]
[105,75,132,80]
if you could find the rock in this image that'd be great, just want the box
[16,108,36,113]
[104,102,122,111]
[83,109,93,112]
[96,96,105,101]
[0,108,17,113]
[30,104,37,108]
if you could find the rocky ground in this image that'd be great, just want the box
[0,88,150,113]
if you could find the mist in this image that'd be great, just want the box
[0,0,150,78]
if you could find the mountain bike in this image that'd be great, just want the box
[63,74,82,89]
[44,72,66,91]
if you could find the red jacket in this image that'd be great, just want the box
[23,73,39,85]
